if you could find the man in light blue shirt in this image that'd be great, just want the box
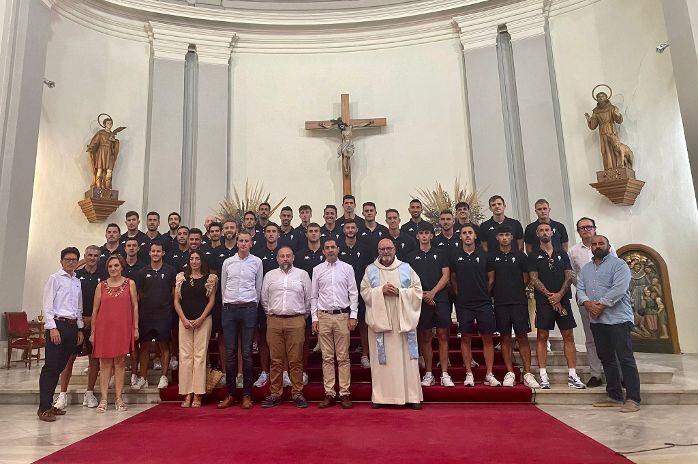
[576,235,641,412]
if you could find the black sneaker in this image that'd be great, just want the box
[406,402,422,410]
[261,395,281,408]
[293,395,308,409]
[586,376,603,388]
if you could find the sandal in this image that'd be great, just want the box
[96,400,107,413]
[181,394,193,408]
[115,398,128,411]
[191,395,202,408]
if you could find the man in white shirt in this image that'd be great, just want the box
[261,247,312,408]
[38,247,85,422]
[311,239,359,409]
[568,217,616,388]
[218,231,263,410]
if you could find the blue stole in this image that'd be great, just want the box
[365,262,419,365]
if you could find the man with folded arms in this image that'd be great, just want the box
[311,239,359,409]
[261,247,312,408]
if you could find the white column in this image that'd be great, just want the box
[0,0,50,340]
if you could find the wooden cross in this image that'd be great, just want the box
[305,93,387,196]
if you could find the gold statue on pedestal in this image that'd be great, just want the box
[86,113,126,189]
[585,85,644,206]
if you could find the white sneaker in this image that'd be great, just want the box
[360,356,370,369]
[484,373,501,387]
[312,343,321,353]
[470,359,479,368]
[83,391,99,408]
[568,374,586,389]
[419,356,425,369]
[539,372,550,389]
[153,358,162,370]
[169,357,178,371]
[302,372,309,386]
[130,374,138,387]
[421,372,435,387]
[523,372,541,388]
[254,372,269,388]
[440,373,455,388]
[54,393,68,410]
[157,375,169,389]
[236,373,243,388]
[282,371,291,387]
[502,372,516,387]
[463,372,475,387]
[132,376,148,390]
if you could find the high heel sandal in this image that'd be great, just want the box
[181,394,193,408]
[191,395,202,408]
[115,398,128,411]
[96,400,108,413]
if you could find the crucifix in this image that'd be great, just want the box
[305,93,387,195]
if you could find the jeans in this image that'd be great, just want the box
[39,320,78,411]
[221,304,258,396]
[590,321,641,403]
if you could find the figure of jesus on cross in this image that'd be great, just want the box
[306,94,387,195]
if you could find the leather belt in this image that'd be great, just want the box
[319,308,350,315]
[223,302,256,310]
[269,314,305,318]
[54,317,78,325]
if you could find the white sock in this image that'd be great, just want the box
[569,368,577,377]
[539,368,547,377]
[58,392,66,398]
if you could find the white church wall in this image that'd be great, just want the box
[22,12,150,318]
[550,0,698,352]
[227,39,472,221]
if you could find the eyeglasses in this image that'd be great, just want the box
[577,226,596,231]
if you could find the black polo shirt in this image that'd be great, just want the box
[431,232,461,258]
[479,217,524,251]
[166,247,190,273]
[119,230,150,263]
[486,248,528,305]
[406,247,449,303]
[339,241,371,289]
[99,244,124,267]
[337,215,366,233]
[212,245,238,274]
[122,260,145,280]
[294,225,309,250]
[400,219,429,239]
[201,244,223,271]
[527,248,572,304]
[320,224,344,244]
[524,219,569,250]
[76,267,107,317]
[252,243,281,275]
[454,222,482,245]
[279,228,302,252]
[450,247,490,308]
[358,223,389,259]
[136,263,177,320]
[200,234,212,249]
[143,232,171,256]
[293,247,325,276]
[389,232,417,261]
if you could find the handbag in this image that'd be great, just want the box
[205,367,224,394]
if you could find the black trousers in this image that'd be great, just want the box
[590,321,641,404]
[39,320,78,411]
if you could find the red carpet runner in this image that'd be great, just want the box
[36,403,631,464]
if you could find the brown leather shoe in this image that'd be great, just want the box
[318,395,336,409]
[37,409,56,422]
[340,395,353,409]
[241,395,253,409]
[50,407,67,416]
[217,395,236,409]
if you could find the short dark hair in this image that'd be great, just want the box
[536,222,552,231]
[534,199,550,208]
[264,222,279,232]
[184,250,210,279]
[410,198,422,205]
[124,237,140,245]
[362,201,376,209]
[385,208,399,216]
[496,225,513,235]
[189,227,203,237]
[342,219,357,226]
[307,222,321,231]
[146,211,160,219]
[298,205,312,213]
[459,223,477,235]
[439,209,453,217]
[178,225,190,233]
[209,221,223,231]
[244,211,256,219]
[488,195,505,206]
[125,210,139,220]
[150,242,164,251]
[168,212,181,221]
[61,247,80,260]
[259,202,271,209]
[280,206,293,214]
[455,201,470,210]
[343,195,356,203]
[323,239,338,248]
[417,222,435,234]
[106,223,121,233]
[576,217,596,229]
[324,205,337,213]
[237,230,253,239]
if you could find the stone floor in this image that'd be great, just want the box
[0,353,696,463]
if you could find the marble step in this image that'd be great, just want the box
[534,383,698,405]
[0,387,161,405]
[543,364,674,385]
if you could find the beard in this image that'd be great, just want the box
[380,255,395,265]
[280,262,292,271]
[592,248,610,259]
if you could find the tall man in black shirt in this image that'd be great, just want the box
[202,222,223,268]
[487,225,540,388]
[407,223,453,388]
[524,199,569,254]
[479,195,524,252]
[165,212,181,248]
[320,205,343,243]
[99,223,122,264]
[167,226,190,271]
[454,201,481,239]
[295,205,312,250]
[122,238,145,279]
[278,206,302,252]
[400,198,429,238]
[242,211,260,246]
[432,210,460,257]
[450,225,500,387]
[385,208,417,261]
[337,195,366,231]
[119,211,149,258]
[143,212,170,260]
[133,242,177,390]
[528,223,585,390]
[256,202,272,233]
[211,219,238,383]
[359,202,388,258]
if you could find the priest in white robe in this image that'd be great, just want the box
[360,238,423,409]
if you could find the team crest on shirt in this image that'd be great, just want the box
[415,256,421,260]
[401,243,405,248]
[512,257,516,263]
[146,273,152,278]
[458,256,464,261]
[476,257,480,263]
[495,257,501,261]
[357,252,361,257]
[304,256,310,260]
[553,228,557,234]
[341,251,346,256]
[433,254,437,260]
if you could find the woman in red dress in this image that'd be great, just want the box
[90,254,139,412]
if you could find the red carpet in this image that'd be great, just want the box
[36,403,631,464]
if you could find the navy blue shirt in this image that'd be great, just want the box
[76,267,107,317]
[450,247,490,308]
[389,232,417,262]
[358,223,389,259]
[136,263,177,320]
[294,246,325,277]
[400,219,430,239]
[431,232,461,259]
[119,230,151,263]
[479,217,524,251]
[527,248,572,304]
[252,243,281,275]
[337,215,366,233]
[486,248,528,305]
[320,224,344,244]
[406,247,449,303]
[339,241,371,290]
[524,219,569,251]
[279,228,303,252]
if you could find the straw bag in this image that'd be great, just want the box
[206,368,224,394]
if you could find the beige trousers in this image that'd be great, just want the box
[267,314,306,398]
[178,316,212,395]
[318,311,351,397]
